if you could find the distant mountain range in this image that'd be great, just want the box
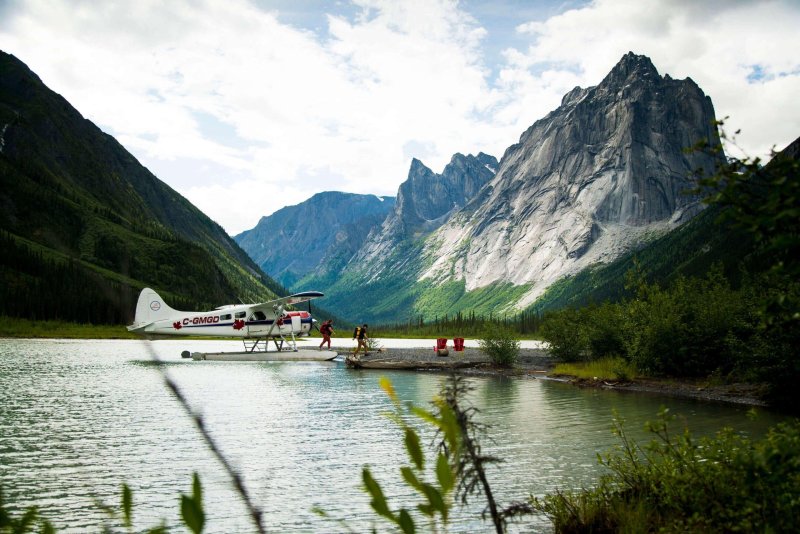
[0,50,283,323]
[237,53,725,323]
[235,192,395,289]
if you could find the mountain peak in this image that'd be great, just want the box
[600,51,660,89]
[409,157,431,175]
[617,51,659,73]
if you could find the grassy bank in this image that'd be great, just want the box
[0,316,138,339]
[551,357,639,381]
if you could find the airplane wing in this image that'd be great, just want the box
[263,291,324,308]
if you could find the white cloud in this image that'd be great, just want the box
[183,178,312,237]
[506,0,800,158]
[1,0,502,233]
[1,0,798,234]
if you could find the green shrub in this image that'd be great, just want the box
[584,302,627,360]
[353,377,459,533]
[541,266,768,380]
[610,358,635,381]
[534,410,800,533]
[0,474,205,534]
[539,308,591,362]
[540,303,627,363]
[366,337,383,352]
[625,271,757,377]
[478,324,521,367]
[319,375,514,533]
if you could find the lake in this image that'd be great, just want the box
[0,339,787,532]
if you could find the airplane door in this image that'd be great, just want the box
[291,315,301,333]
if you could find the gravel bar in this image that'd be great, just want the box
[330,346,555,371]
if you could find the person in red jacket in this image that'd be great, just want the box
[319,319,334,350]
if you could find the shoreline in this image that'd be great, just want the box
[553,375,770,407]
[336,345,769,408]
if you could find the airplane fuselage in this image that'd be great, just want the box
[131,308,313,337]
[127,286,320,338]
[128,288,322,341]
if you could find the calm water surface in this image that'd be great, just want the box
[0,339,788,532]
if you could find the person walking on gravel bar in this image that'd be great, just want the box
[319,319,334,350]
[353,324,369,356]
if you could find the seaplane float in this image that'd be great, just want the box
[128,288,337,361]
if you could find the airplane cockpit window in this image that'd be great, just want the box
[250,311,267,321]
[220,314,232,320]
[235,311,246,319]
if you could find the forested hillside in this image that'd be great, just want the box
[0,51,283,324]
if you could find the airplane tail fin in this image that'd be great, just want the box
[128,288,178,331]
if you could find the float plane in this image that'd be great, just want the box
[128,288,337,361]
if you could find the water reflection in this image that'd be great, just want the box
[480,375,520,406]
[0,339,788,533]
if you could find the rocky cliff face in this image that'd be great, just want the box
[353,152,497,270]
[235,191,394,288]
[388,152,498,237]
[417,52,723,309]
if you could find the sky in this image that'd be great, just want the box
[1,0,798,235]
